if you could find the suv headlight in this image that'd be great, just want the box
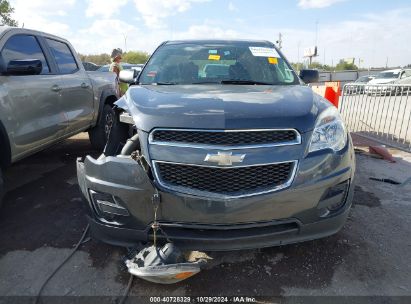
[309,106,347,153]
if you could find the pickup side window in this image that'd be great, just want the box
[46,38,78,74]
[1,35,50,74]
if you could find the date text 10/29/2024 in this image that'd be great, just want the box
[149,297,257,303]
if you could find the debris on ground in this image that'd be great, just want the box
[368,145,396,163]
[355,145,397,163]
[354,148,383,159]
[369,177,401,185]
[369,177,411,187]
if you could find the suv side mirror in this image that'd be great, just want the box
[299,69,319,84]
[119,69,138,84]
[3,59,42,76]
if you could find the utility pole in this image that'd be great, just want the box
[276,33,283,50]
[358,58,364,70]
[122,33,128,53]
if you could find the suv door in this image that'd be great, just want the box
[0,34,67,161]
[45,38,94,135]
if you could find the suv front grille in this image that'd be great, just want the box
[150,129,299,148]
[154,161,296,198]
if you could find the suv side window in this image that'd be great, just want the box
[46,39,78,74]
[2,35,50,74]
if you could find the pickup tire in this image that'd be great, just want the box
[0,168,4,209]
[88,104,116,150]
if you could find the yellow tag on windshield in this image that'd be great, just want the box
[268,57,278,64]
[208,54,221,61]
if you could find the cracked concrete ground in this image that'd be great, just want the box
[0,133,410,302]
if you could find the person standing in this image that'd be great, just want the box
[110,48,128,96]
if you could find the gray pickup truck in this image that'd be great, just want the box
[77,40,356,251]
[0,27,119,205]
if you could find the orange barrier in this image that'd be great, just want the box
[324,81,341,108]
[311,81,341,108]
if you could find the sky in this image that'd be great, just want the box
[9,0,411,68]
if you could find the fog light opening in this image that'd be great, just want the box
[318,180,350,216]
[89,190,130,222]
[326,180,350,212]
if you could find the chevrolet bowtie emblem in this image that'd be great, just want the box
[204,152,246,166]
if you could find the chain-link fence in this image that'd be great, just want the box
[339,83,411,152]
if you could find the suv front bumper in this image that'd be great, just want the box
[76,141,355,251]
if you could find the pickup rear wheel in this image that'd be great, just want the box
[0,168,4,209]
[88,104,116,150]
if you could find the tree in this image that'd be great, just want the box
[78,53,111,65]
[0,0,18,26]
[335,59,358,71]
[79,51,151,66]
[309,61,324,70]
[307,61,333,71]
[122,51,150,64]
[291,61,334,72]
[290,63,299,71]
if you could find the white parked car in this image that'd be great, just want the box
[365,69,411,95]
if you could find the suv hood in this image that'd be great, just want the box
[118,84,329,133]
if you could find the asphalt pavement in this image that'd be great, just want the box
[0,133,410,303]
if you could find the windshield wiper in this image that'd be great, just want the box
[152,82,177,85]
[191,81,221,84]
[220,80,273,85]
[151,80,274,85]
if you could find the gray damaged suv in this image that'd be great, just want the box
[77,40,356,251]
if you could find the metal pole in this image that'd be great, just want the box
[277,33,283,50]
[123,34,128,53]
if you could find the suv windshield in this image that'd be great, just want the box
[139,42,298,85]
[375,72,399,79]
[355,76,372,83]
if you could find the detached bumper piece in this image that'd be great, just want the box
[125,243,205,284]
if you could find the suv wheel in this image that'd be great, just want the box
[88,104,116,150]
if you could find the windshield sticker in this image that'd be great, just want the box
[147,71,157,77]
[268,57,278,64]
[208,50,218,54]
[224,51,231,56]
[249,47,280,58]
[208,54,221,61]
